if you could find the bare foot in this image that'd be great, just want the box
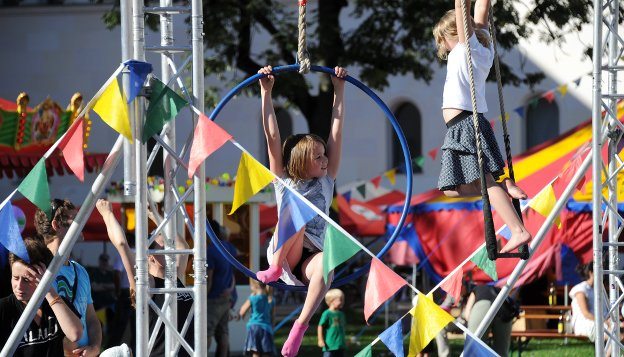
[504,179,528,200]
[500,229,531,253]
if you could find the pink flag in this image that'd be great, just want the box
[364,258,407,323]
[544,91,556,103]
[428,148,438,160]
[58,119,85,182]
[188,114,232,178]
[370,176,382,189]
[553,145,589,196]
[439,270,463,306]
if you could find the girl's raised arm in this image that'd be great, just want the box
[259,66,284,177]
[473,0,491,29]
[454,0,472,43]
[96,199,136,293]
[326,66,347,179]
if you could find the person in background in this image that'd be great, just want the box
[206,218,238,357]
[317,289,347,357]
[0,236,83,356]
[87,253,116,346]
[239,279,275,357]
[108,233,135,350]
[34,198,102,357]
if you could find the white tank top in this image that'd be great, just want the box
[442,31,494,113]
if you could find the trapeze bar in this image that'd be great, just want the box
[144,6,191,14]
[145,45,192,53]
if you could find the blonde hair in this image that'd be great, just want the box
[282,134,327,182]
[250,278,273,301]
[324,288,345,306]
[433,9,491,60]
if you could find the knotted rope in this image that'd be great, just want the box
[297,0,311,74]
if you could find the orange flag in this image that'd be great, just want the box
[364,258,407,323]
[58,119,85,182]
[188,114,232,178]
[439,269,463,305]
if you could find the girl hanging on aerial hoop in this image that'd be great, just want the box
[254,65,347,356]
[433,0,531,254]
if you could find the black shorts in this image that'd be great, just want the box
[292,248,318,282]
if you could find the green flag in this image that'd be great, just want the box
[414,156,425,168]
[470,247,498,280]
[322,225,361,283]
[143,78,188,142]
[356,184,366,199]
[17,160,50,216]
[354,344,372,357]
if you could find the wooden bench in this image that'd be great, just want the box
[510,305,589,356]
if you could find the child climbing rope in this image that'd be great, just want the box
[254,65,347,356]
[433,0,531,254]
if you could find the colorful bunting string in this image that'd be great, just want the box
[275,190,318,252]
[439,269,463,305]
[93,77,132,141]
[364,258,407,323]
[407,293,454,356]
[188,114,233,178]
[379,319,404,357]
[470,247,498,281]
[229,152,275,214]
[58,118,85,182]
[143,77,188,142]
[17,160,51,217]
[0,201,29,263]
[322,225,362,283]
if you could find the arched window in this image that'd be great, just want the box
[525,96,559,150]
[262,107,293,165]
[392,102,422,173]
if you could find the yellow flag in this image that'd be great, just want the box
[230,152,274,214]
[384,168,397,185]
[93,78,133,140]
[558,84,568,97]
[528,184,561,228]
[407,293,454,357]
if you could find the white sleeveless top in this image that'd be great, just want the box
[442,31,494,113]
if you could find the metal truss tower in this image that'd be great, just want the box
[123,0,207,355]
[592,0,624,354]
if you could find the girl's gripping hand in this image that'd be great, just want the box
[258,66,275,92]
[331,66,348,90]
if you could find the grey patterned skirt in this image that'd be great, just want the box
[437,111,506,191]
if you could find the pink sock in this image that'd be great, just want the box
[281,320,308,357]
[256,265,282,283]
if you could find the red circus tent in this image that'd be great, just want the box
[385,104,624,286]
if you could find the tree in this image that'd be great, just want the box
[105,0,593,139]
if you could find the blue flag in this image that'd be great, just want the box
[275,190,317,252]
[514,106,524,119]
[464,334,497,357]
[124,60,153,103]
[379,319,404,357]
[343,190,352,203]
[0,201,29,263]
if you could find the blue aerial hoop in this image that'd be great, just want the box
[205,64,413,291]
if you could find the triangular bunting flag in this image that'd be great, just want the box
[143,78,188,142]
[188,114,233,178]
[124,60,153,103]
[490,119,496,130]
[528,184,561,228]
[356,184,366,199]
[323,225,361,283]
[379,319,404,357]
[343,190,352,203]
[529,98,539,108]
[407,293,454,356]
[364,258,407,323]
[93,77,132,140]
[229,152,274,214]
[554,146,589,196]
[464,334,497,356]
[470,247,498,281]
[428,148,438,160]
[574,78,582,87]
[414,156,425,168]
[58,119,85,182]
[0,201,29,263]
[543,91,556,103]
[275,190,317,252]
[558,84,568,97]
[354,344,373,357]
[17,160,51,217]
[439,270,463,305]
[371,176,382,189]
[384,168,397,185]
[514,106,524,119]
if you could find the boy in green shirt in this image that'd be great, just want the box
[317,289,346,357]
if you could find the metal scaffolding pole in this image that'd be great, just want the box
[593,0,624,353]
[191,0,208,353]
[121,0,136,198]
